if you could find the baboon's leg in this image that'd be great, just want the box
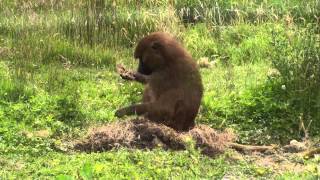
[169,100,194,131]
[144,90,182,124]
[142,86,155,103]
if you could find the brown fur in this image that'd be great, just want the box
[115,32,203,131]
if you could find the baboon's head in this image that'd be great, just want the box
[134,32,188,75]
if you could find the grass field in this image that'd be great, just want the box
[0,0,320,179]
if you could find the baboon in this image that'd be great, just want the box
[115,32,203,131]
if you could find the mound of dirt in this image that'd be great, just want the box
[74,118,235,156]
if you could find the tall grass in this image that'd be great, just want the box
[271,24,320,137]
[175,0,320,25]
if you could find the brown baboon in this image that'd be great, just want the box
[115,32,203,131]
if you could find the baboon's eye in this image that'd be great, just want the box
[151,41,161,50]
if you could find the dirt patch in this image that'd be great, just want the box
[246,152,315,173]
[74,118,235,156]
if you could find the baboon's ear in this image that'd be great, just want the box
[151,41,161,50]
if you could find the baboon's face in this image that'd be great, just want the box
[134,35,167,75]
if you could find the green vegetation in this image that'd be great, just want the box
[0,0,319,178]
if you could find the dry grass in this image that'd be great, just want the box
[75,118,235,156]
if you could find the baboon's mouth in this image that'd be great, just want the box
[138,67,152,75]
[138,59,152,75]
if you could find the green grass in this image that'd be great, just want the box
[0,150,265,179]
[0,0,319,178]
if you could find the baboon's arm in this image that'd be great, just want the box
[131,72,148,84]
[115,103,150,117]
[115,102,175,125]
[116,64,149,84]
[115,90,180,120]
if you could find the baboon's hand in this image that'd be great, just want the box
[115,103,150,118]
[115,108,127,118]
[116,64,148,84]
[116,64,136,81]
